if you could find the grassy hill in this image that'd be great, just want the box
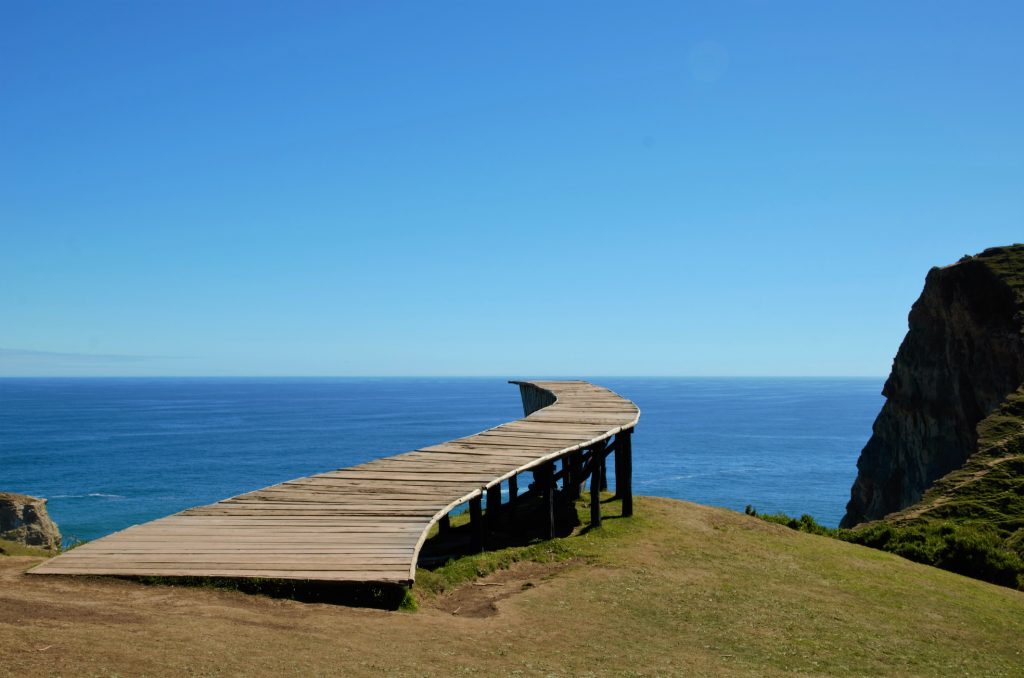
[4,495,1024,676]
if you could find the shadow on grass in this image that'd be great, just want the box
[125,575,413,610]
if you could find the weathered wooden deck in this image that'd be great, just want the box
[31,380,639,586]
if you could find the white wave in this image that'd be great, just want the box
[50,492,125,499]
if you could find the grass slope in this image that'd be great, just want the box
[3,496,1024,677]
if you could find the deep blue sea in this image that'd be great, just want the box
[0,378,883,542]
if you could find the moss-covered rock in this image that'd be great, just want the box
[0,492,61,552]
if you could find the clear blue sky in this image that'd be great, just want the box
[1,2,1021,377]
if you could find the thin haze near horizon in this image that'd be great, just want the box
[2,3,1022,377]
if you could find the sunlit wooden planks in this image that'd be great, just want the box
[31,380,639,585]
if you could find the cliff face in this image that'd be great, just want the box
[841,245,1024,527]
[0,492,62,552]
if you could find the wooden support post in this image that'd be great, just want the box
[487,484,502,527]
[541,463,555,540]
[562,456,572,498]
[565,453,574,500]
[509,474,518,510]
[590,448,602,528]
[613,435,623,498]
[439,514,451,534]
[571,451,584,500]
[619,429,633,517]
[470,495,484,552]
[599,449,608,491]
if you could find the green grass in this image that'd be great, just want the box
[0,537,54,558]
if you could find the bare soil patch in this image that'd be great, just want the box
[428,558,578,618]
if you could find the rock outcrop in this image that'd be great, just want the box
[0,492,62,552]
[842,245,1024,527]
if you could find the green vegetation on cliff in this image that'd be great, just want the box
[876,383,1024,588]
[970,243,1024,298]
[899,385,1024,537]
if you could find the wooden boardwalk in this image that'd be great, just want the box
[31,380,639,586]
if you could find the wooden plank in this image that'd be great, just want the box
[474,431,602,442]
[161,514,430,523]
[418,442,567,455]
[494,426,612,436]
[322,471,500,481]
[36,557,414,568]
[453,437,571,449]
[33,566,412,580]
[397,451,541,465]
[114,524,426,532]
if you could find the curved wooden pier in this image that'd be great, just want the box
[31,380,639,586]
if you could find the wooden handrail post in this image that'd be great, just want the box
[439,513,451,534]
[508,474,518,512]
[590,446,602,528]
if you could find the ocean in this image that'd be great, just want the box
[0,377,883,543]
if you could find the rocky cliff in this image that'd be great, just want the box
[0,492,62,552]
[842,244,1024,527]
